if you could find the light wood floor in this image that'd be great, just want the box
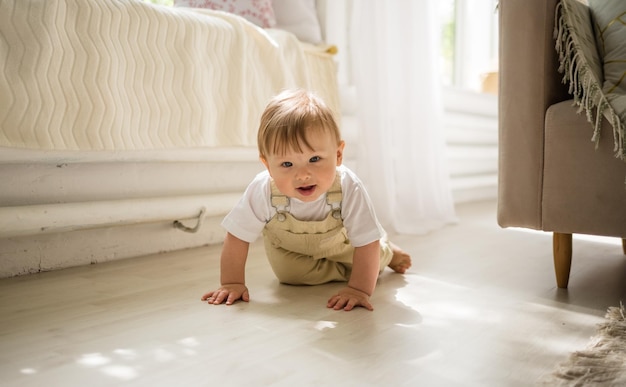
[1,200,625,387]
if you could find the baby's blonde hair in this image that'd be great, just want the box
[257,89,341,158]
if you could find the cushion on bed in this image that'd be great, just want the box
[174,0,276,28]
[272,0,322,44]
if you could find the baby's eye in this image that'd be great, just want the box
[309,156,321,163]
[281,161,293,168]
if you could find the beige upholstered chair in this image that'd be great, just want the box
[498,0,626,288]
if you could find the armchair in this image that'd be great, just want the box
[497,0,626,288]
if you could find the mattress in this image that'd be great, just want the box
[0,0,339,151]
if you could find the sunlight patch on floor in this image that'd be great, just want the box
[101,364,137,380]
[313,320,337,331]
[176,337,198,356]
[71,337,207,383]
[77,353,111,367]
[509,227,622,246]
[574,234,622,246]
[393,275,472,312]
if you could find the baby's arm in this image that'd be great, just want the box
[201,232,250,305]
[327,240,380,311]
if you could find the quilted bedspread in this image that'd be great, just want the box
[0,0,338,151]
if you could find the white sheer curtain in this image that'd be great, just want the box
[350,1,457,235]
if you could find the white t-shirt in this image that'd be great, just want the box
[221,165,385,247]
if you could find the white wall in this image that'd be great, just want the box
[443,88,498,203]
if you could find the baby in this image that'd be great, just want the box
[201,89,411,311]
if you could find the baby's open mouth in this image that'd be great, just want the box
[296,185,316,195]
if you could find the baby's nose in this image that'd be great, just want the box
[295,167,311,180]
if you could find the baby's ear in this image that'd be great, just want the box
[260,156,270,170]
[336,141,345,165]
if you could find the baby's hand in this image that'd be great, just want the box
[201,283,249,305]
[327,286,373,311]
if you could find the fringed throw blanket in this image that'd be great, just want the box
[542,303,626,386]
[554,0,626,161]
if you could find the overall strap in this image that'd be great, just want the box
[326,174,343,219]
[269,180,289,221]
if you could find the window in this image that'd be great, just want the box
[440,0,499,94]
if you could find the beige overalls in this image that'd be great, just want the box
[262,174,393,285]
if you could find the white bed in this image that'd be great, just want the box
[0,0,349,277]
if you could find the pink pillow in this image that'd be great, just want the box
[174,0,276,28]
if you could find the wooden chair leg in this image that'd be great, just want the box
[553,232,572,289]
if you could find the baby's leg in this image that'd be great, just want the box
[387,243,412,274]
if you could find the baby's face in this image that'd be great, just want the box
[261,131,344,203]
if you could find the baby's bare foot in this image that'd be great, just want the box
[388,243,412,273]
